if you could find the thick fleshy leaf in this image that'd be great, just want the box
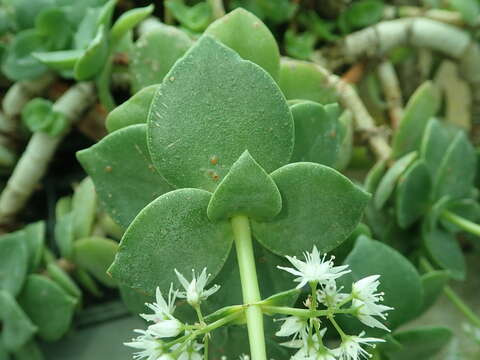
[35,8,72,51]
[252,163,370,256]
[0,232,28,296]
[55,212,75,260]
[109,189,234,295]
[0,290,37,352]
[11,340,44,360]
[204,8,280,80]
[74,26,109,81]
[278,58,337,104]
[77,124,173,228]
[23,221,45,272]
[0,343,7,360]
[374,151,417,209]
[334,110,354,170]
[73,268,103,298]
[290,101,341,166]
[33,49,84,71]
[105,85,158,133]
[147,35,294,192]
[129,26,192,93]
[207,151,281,221]
[418,270,449,314]
[18,275,77,342]
[341,236,423,330]
[434,131,476,201]
[392,81,440,159]
[387,327,452,360]
[395,160,431,228]
[110,4,154,47]
[423,224,465,280]
[73,237,118,288]
[46,262,82,300]
[72,177,97,239]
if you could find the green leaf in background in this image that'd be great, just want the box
[449,0,480,25]
[109,189,234,295]
[344,0,384,30]
[12,341,44,360]
[423,224,466,280]
[35,8,72,51]
[77,124,173,228]
[33,49,84,72]
[205,8,280,80]
[279,58,337,104]
[207,150,281,221]
[23,221,45,272]
[21,98,68,136]
[74,25,109,80]
[110,4,154,47]
[252,162,370,256]
[147,35,294,192]
[0,290,37,352]
[46,262,82,300]
[290,101,341,166]
[284,29,316,61]
[434,131,476,201]
[165,0,212,32]
[12,0,55,30]
[18,275,77,342]
[392,81,440,159]
[374,151,417,210]
[0,343,7,360]
[72,177,97,239]
[73,268,103,298]
[55,212,75,259]
[419,270,449,315]
[119,284,153,315]
[395,160,431,228]
[73,237,118,288]
[341,236,423,330]
[129,25,192,93]
[387,326,453,360]
[0,232,28,296]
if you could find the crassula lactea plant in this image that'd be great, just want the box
[78,9,434,360]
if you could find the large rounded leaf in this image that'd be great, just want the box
[252,163,370,256]
[77,124,173,228]
[109,189,234,295]
[204,8,280,80]
[147,35,294,192]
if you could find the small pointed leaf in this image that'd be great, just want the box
[0,232,28,296]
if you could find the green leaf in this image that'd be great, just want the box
[33,49,84,71]
[279,58,337,104]
[0,290,37,352]
[449,0,480,25]
[46,262,82,300]
[423,224,466,280]
[0,232,28,296]
[395,160,431,228]
[0,343,8,360]
[165,0,212,32]
[147,35,294,192]
[109,189,234,295]
[73,268,103,298]
[334,110,354,170]
[419,270,449,314]
[72,177,97,239]
[129,26,192,93]
[344,0,384,29]
[119,285,153,314]
[73,236,118,288]
[284,29,316,61]
[392,81,440,159]
[105,85,158,132]
[74,25,109,80]
[374,151,417,209]
[207,150,281,221]
[290,101,341,166]
[252,162,370,256]
[55,212,75,259]
[434,131,476,201]
[23,221,45,272]
[21,98,68,136]
[110,4,154,47]
[341,236,423,330]
[77,124,173,228]
[12,0,56,30]
[35,8,72,51]
[18,275,77,342]
[260,288,301,311]
[12,341,44,360]
[205,8,280,80]
[388,326,452,360]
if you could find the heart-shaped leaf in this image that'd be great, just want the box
[207,150,281,221]
[147,35,294,192]
[77,124,173,228]
[392,81,440,159]
[252,162,370,256]
[395,159,431,228]
[165,0,212,32]
[109,188,234,295]
[0,290,37,352]
[204,8,280,80]
[0,232,28,296]
[129,25,192,93]
[73,236,118,288]
[278,58,337,104]
[18,275,77,342]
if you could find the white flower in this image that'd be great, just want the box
[353,299,392,332]
[175,268,220,307]
[278,246,350,289]
[238,355,250,360]
[317,279,349,308]
[171,338,203,360]
[283,329,336,360]
[124,329,165,360]
[148,319,183,338]
[351,275,384,306]
[334,332,384,360]
[275,316,308,338]
[141,285,178,322]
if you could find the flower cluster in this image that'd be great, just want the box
[276,246,393,360]
[125,268,219,360]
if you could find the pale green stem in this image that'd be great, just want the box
[208,0,225,19]
[231,215,267,360]
[261,305,355,318]
[442,210,480,237]
[328,315,347,340]
[193,305,209,360]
